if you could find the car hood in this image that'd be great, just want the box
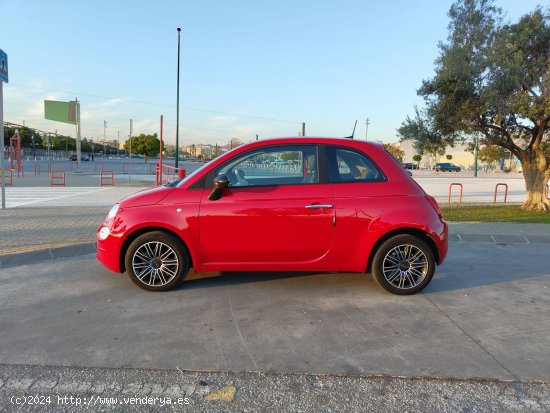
[119,186,175,208]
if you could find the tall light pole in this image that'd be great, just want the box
[365,117,370,140]
[175,27,181,169]
[103,120,107,157]
[474,134,479,177]
[129,119,133,182]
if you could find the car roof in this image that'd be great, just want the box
[242,137,385,150]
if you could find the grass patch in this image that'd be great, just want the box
[441,204,550,223]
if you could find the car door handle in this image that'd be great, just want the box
[305,204,334,209]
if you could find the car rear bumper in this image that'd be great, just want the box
[433,219,448,265]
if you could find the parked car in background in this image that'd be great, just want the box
[434,162,461,172]
[96,137,448,295]
[70,154,89,161]
[403,163,418,170]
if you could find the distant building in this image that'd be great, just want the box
[184,144,222,159]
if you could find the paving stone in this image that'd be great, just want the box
[492,234,529,244]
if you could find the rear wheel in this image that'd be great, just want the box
[125,231,189,291]
[372,234,435,295]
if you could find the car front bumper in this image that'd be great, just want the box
[96,226,123,273]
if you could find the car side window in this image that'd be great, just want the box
[215,145,318,187]
[327,146,384,183]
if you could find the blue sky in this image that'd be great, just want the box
[0,0,544,147]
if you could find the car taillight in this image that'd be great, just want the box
[425,195,443,219]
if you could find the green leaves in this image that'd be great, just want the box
[124,133,161,156]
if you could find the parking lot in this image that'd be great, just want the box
[1,239,549,381]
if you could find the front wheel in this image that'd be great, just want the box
[125,231,190,291]
[371,234,435,295]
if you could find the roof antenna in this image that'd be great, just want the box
[343,120,357,139]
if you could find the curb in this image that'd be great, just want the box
[0,242,97,268]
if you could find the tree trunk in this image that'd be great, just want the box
[520,150,550,212]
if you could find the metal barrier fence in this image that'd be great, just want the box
[156,164,185,186]
[1,169,13,186]
[100,170,115,186]
[50,171,65,186]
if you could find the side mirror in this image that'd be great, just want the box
[208,174,229,200]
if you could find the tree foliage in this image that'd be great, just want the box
[399,0,550,211]
[398,107,452,160]
[226,138,243,150]
[478,145,508,165]
[124,133,162,156]
[383,143,405,161]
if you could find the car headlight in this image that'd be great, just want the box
[105,203,120,223]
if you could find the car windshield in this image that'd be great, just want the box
[175,160,214,188]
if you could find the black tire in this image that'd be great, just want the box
[371,234,435,295]
[125,231,190,291]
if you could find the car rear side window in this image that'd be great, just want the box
[327,146,385,183]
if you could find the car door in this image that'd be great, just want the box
[198,144,335,265]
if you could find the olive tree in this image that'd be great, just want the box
[400,0,550,211]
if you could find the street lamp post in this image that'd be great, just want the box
[175,27,181,169]
[365,117,370,140]
[103,120,107,158]
[474,134,479,177]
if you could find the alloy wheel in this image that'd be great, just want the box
[382,244,429,290]
[131,241,180,287]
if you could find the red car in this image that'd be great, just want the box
[97,137,448,295]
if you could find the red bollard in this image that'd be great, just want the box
[448,183,463,204]
[493,183,508,203]
[178,168,186,179]
[34,163,40,175]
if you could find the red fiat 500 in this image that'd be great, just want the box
[97,137,448,295]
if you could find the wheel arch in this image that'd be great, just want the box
[366,227,439,273]
[119,226,194,273]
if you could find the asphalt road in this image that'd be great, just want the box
[1,239,550,411]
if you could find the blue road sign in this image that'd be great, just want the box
[0,49,8,83]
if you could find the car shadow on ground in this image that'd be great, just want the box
[179,243,550,294]
[181,270,338,290]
